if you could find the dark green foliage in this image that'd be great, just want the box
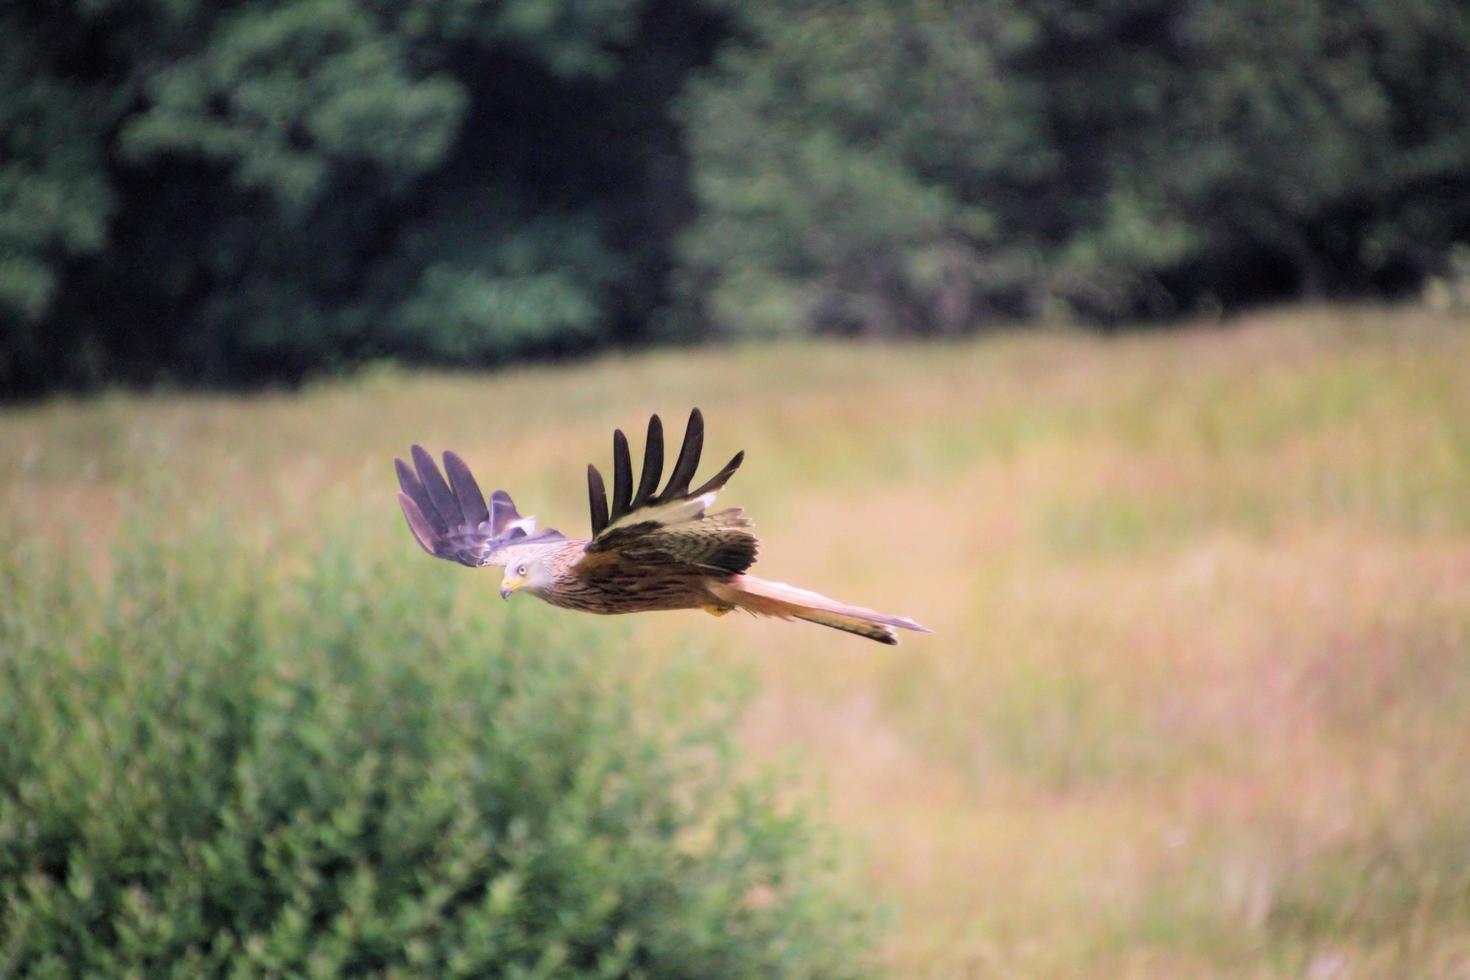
[681,0,1470,335]
[0,10,118,378]
[0,0,724,394]
[6,0,1470,391]
[0,526,873,976]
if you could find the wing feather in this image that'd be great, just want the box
[587,464,609,537]
[576,409,755,574]
[394,447,562,567]
[443,451,490,526]
[411,445,460,528]
[658,408,704,503]
[489,489,522,536]
[580,508,758,576]
[396,458,447,537]
[585,408,745,540]
[631,414,664,510]
[690,450,744,498]
[397,491,441,555]
[610,429,633,521]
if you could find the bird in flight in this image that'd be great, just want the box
[395,409,931,644]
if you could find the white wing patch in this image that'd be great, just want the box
[601,491,716,535]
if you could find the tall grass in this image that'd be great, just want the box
[4,304,1470,975]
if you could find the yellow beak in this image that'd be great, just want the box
[499,575,525,600]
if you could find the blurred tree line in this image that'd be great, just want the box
[4,0,1470,394]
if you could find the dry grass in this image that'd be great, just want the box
[6,304,1470,976]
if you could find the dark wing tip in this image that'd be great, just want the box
[397,492,439,556]
[631,414,665,510]
[411,443,460,523]
[691,449,744,498]
[397,454,451,535]
[658,407,705,502]
[587,463,609,536]
[442,450,490,526]
[441,449,469,474]
[610,428,633,521]
[394,457,416,492]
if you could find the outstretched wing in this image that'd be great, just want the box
[395,445,562,567]
[585,408,745,538]
[580,409,756,576]
[580,507,759,576]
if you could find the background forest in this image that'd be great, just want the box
[6,0,1470,395]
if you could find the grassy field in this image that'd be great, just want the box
[6,305,1470,976]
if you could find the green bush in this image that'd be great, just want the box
[0,525,873,977]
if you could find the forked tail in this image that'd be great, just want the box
[710,574,932,645]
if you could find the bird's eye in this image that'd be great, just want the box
[517,564,527,577]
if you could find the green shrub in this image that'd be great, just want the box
[0,525,873,977]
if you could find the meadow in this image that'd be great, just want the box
[5,305,1470,976]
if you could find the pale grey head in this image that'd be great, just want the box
[498,541,570,599]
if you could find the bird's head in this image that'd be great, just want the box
[499,551,554,600]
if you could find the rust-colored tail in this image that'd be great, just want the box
[710,574,932,645]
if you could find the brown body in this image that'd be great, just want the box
[396,409,930,645]
[535,538,724,614]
